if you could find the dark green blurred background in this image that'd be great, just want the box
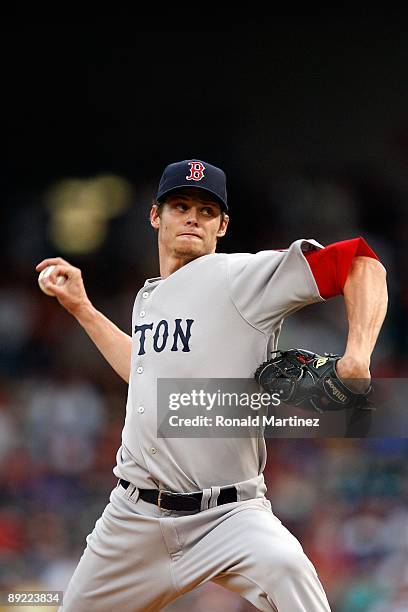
[0,21,407,612]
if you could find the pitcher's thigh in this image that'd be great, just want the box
[213,506,331,612]
[60,495,178,612]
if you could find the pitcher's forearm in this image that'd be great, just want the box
[342,256,388,367]
[35,258,132,383]
[74,303,132,383]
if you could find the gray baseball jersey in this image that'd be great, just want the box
[62,238,332,612]
[113,239,324,493]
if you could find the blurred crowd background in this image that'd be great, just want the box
[1,21,407,612]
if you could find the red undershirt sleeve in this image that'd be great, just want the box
[304,237,381,299]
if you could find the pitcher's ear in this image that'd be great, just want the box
[217,213,229,238]
[150,204,160,229]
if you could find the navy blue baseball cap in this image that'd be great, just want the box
[156,159,228,211]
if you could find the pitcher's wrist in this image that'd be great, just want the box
[71,300,95,323]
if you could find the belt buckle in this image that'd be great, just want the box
[158,489,174,508]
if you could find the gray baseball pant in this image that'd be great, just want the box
[60,482,331,611]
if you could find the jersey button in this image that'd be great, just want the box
[150,447,157,454]
[137,366,144,374]
[142,292,149,299]
[140,311,146,318]
[138,406,145,414]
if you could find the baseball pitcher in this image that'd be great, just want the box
[36,159,388,611]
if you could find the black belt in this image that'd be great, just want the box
[119,479,237,511]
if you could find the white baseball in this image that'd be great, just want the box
[38,265,67,296]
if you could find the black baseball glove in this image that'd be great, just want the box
[254,348,373,413]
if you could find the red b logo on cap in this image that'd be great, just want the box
[186,161,205,181]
